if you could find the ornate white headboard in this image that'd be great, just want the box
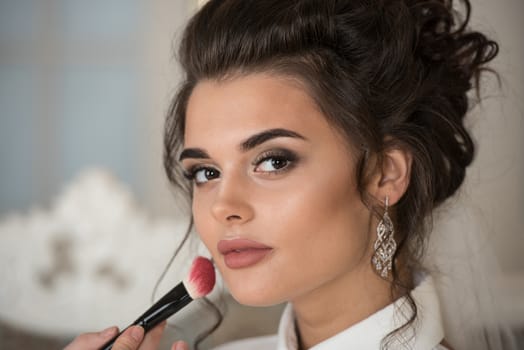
[0,168,210,336]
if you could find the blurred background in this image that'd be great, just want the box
[0,0,522,349]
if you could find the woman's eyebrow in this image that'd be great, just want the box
[179,148,209,161]
[240,128,307,151]
[179,128,306,161]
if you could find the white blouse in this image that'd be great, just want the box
[213,274,448,349]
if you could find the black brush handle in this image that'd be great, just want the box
[99,283,192,350]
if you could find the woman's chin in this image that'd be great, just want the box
[227,285,285,307]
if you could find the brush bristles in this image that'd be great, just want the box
[183,256,216,299]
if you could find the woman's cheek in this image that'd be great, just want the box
[193,200,216,250]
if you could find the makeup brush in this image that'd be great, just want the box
[99,256,216,350]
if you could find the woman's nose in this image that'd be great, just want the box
[211,174,254,225]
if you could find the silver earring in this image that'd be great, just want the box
[372,196,397,278]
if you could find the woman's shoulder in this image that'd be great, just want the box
[212,334,278,350]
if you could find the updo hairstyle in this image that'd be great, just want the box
[163,0,498,347]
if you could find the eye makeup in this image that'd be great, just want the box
[183,165,220,185]
[252,148,299,174]
[181,147,300,185]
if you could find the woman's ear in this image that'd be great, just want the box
[368,146,412,206]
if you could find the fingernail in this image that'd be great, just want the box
[101,326,117,337]
[130,326,144,342]
[175,342,187,350]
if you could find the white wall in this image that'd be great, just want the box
[465,0,524,271]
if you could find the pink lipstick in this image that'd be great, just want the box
[217,239,273,269]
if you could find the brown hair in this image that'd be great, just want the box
[163,0,498,347]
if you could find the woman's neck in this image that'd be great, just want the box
[291,266,401,349]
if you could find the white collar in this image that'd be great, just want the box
[276,274,444,349]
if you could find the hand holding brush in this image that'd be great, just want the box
[64,257,216,350]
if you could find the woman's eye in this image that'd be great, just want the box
[255,156,290,173]
[191,167,220,184]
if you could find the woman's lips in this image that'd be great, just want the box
[217,239,273,269]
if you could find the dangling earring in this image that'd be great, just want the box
[372,196,397,278]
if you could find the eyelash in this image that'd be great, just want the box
[252,149,298,174]
[183,149,298,185]
[183,166,216,183]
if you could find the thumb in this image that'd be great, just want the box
[112,326,144,350]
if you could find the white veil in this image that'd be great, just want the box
[423,198,518,350]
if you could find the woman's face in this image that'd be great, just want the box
[181,73,375,306]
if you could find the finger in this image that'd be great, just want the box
[138,321,167,350]
[64,326,119,350]
[111,326,144,350]
[171,341,189,350]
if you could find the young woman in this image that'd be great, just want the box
[66,0,511,349]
